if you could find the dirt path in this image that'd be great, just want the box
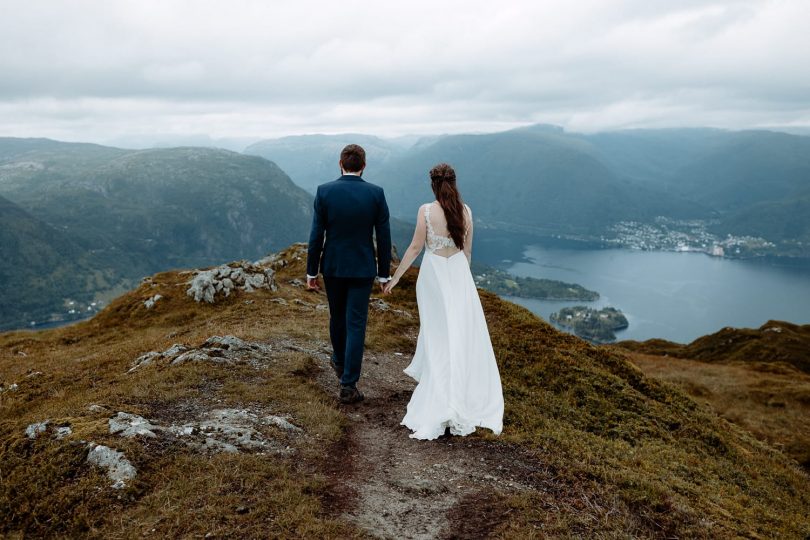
[287,339,545,539]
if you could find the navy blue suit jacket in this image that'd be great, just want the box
[306,174,392,279]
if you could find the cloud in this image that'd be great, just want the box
[0,0,808,141]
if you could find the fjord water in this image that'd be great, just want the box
[506,245,810,343]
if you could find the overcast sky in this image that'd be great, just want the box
[1,0,809,143]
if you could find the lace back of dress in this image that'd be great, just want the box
[425,202,466,258]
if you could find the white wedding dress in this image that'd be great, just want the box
[401,202,504,440]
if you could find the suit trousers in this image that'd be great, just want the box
[323,276,375,388]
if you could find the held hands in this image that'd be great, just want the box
[382,277,399,295]
[306,276,321,291]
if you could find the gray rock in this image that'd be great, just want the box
[143,294,162,309]
[129,336,271,372]
[264,415,303,432]
[203,335,270,354]
[54,425,73,439]
[109,412,159,438]
[128,351,161,373]
[171,349,218,365]
[163,343,188,357]
[185,261,277,303]
[25,420,49,439]
[199,437,239,454]
[369,298,413,318]
[186,273,216,303]
[128,343,189,372]
[86,444,136,488]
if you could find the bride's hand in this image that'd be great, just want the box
[383,278,398,295]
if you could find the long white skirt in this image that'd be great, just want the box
[401,250,504,440]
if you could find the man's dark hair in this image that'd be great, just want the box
[340,144,366,173]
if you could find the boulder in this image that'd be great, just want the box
[185,262,276,303]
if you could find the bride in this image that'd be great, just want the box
[383,163,504,440]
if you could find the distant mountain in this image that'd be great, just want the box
[375,128,704,236]
[580,128,810,247]
[0,138,313,328]
[105,134,261,152]
[243,126,810,250]
[244,134,413,193]
[667,131,810,211]
[580,128,725,188]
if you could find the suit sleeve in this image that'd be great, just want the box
[306,187,326,277]
[375,188,392,279]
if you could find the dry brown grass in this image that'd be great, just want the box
[623,351,810,471]
[1,245,364,537]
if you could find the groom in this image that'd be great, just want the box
[306,144,392,404]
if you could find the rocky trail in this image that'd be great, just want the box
[294,339,551,539]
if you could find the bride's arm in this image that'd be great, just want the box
[384,205,426,293]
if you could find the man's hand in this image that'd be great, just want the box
[306,276,321,291]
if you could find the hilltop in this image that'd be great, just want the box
[616,320,810,375]
[1,243,808,538]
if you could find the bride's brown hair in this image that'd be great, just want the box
[429,163,466,249]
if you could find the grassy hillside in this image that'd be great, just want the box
[1,244,807,538]
[0,138,314,329]
[615,321,810,471]
[623,351,810,473]
[0,195,127,329]
[616,320,810,375]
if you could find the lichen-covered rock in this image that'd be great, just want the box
[0,382,19,393]
[25,420,49,439]
[188,408,299,453]
[185,261,276,303]
[128,351,161,373]
[54,425,72,439]
[128,344,189,372]
[369,298,413,318]
[171,349,216,365]
[86,443,136,488]
[109,412,159,438]
[129,336,273,372]
[143,294,162,309]
[87,404,110,413]
[107,407,301,455]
